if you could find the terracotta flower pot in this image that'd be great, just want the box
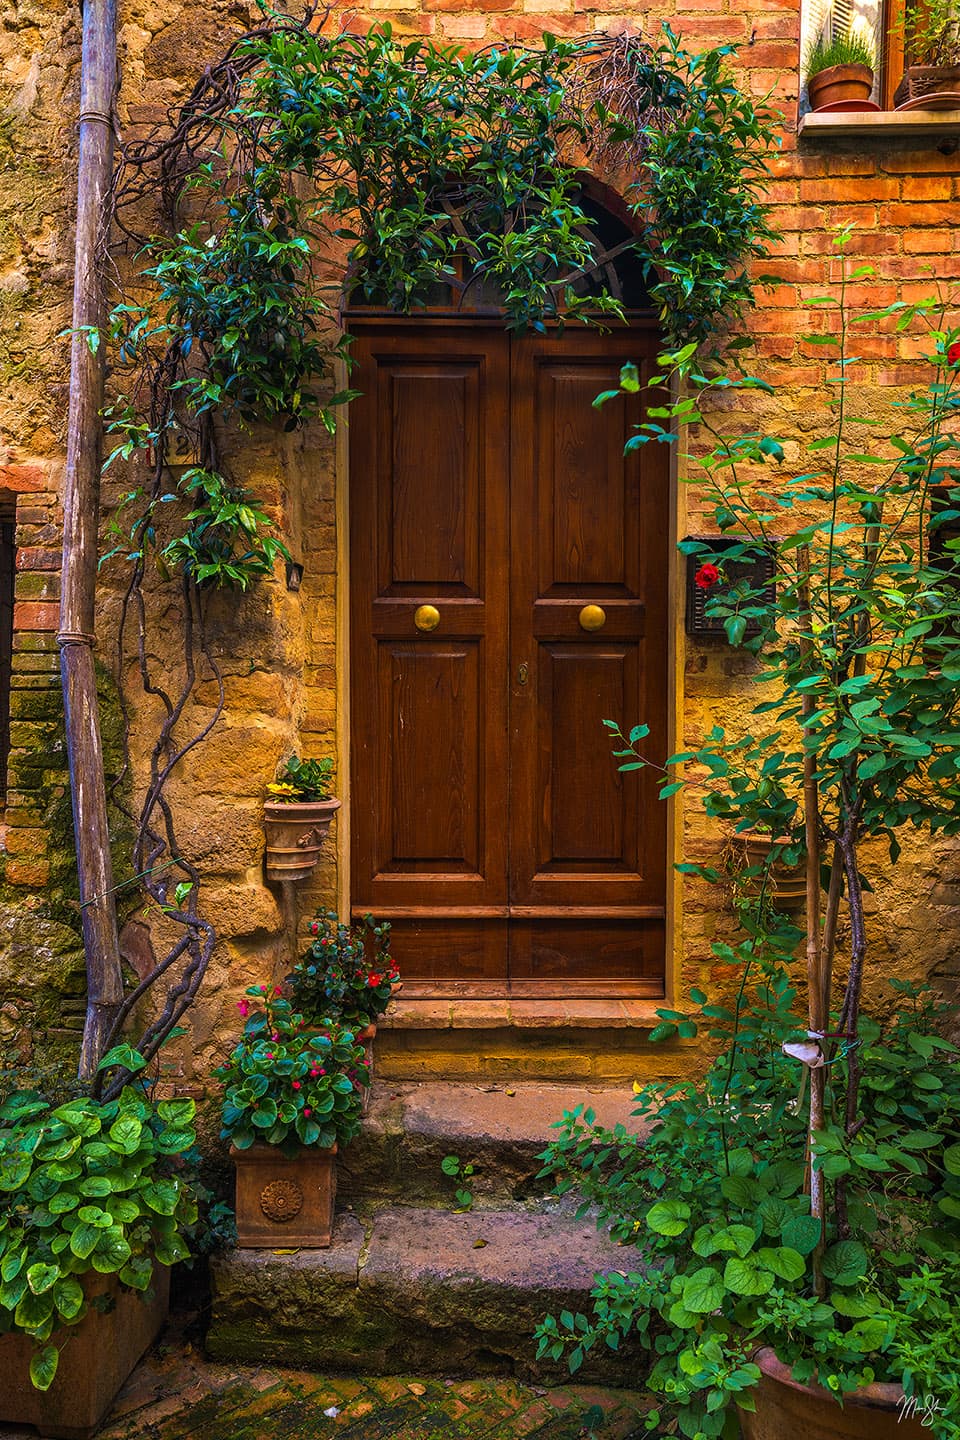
[262,797,341,883]
[894,63,960,108]
[739,833,807,913]
[737,1348,928,1440]
[0,1267,169,1440]
[232,1141,338,1248]
[808,64,874,110]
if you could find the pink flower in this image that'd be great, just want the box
[303,1108,312,1117]
[272,1032,280,1041]
[237,1000,250,1017]
[273,985,283,997]
[265,1052,274,1060]
[292,1081,301,1090]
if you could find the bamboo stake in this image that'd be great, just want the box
[59,0,125,1082]
[798,544,827,1295]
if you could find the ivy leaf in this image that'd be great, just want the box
[645,1200,691,1236]
[26,1263,59,1296]
[681,1267,725,1314]
[52,1275,84,1320]
[29,1344,59,1392]
[723,1255,774,1297]
[821,1241,868,1286]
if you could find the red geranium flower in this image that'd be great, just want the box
[367,972,383,987]
[694,563,721,590]
[237,999,250,1017]
[948,341,960,367]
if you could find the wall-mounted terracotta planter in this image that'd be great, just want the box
[738,834,807,913]
[232,1142,338,1247]
[808,63,874,110]
[263,797,341,883]
[0,1267,169,1440]
[737,1348,926,1440]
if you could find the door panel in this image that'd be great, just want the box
[350,322,668,995]
[350,330,510,976]
[508,331,668,987]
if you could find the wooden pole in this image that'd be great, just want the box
[798,545,827,1295]
[60,0,125,1082]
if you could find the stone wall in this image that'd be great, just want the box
[0,0,958,1086]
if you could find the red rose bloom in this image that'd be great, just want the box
[694,563,721,590]
[948,341,960,367]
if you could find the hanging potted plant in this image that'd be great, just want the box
[0,1071,197,1439]
[895,0,960,107]
[215,986,367,1247]
[288,912,399,1113]
[262,755,340,883]
[804,29,876,111]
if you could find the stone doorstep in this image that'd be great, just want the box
[208,1206,642,1385]
[338,1080,647,1207]
[379,997,662,1031]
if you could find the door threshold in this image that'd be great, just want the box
[379,996,664,1032]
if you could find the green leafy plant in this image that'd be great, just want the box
[804,30,876,79]
[441,1154,477,1211]
[0,1075,197,1391]
[266,755,336,803]
[537,245,960,1435]
[902,0,960,67]
[215,985,367,1153]
[536,979,960,1438]
[289,911,398,1027]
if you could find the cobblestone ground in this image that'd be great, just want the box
[0,1311,641,1440]
[86,1331,652,1440]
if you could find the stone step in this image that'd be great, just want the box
[338,1081,645,1207]
[208,1204,641,1384]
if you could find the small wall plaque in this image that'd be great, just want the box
[684,536,777,640]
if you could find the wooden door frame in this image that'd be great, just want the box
[335,316,685,1006]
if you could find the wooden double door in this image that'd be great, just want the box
[349,323,669,997]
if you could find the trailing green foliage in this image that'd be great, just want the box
[0,1079,197,1390]
[105,12,780,592]
[536,978,960,1438]
[215,985,367,1153]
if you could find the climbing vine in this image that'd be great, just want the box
[93,1,781,1070]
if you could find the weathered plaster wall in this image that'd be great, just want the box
[0,0,958,1087]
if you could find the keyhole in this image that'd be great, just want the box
[517,662,529,686]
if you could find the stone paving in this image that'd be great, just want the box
[57,1318,651,1440]
[0,1317,653,1440]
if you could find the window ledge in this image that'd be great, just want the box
[799,108,960,139]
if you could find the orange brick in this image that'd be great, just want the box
[886,201,960,226]
[13,601,59,631]
[900,175,955,203]
[0,464,46,493]
[801,177,899,203]
[15,548,60,571]
[904,229,955,254]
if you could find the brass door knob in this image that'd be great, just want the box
[414,604,441,632]
[579,604,606,632]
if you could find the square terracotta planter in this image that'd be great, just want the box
[0,1266,170,1440]
[232,1142,338,1247]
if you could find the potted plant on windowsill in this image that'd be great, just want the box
[0,1065,197,1439]
[263,755,340,883]
[215,985,367,1247]
[804,30,876,111]
[895,0,960,108]
[288,912,400,1113]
